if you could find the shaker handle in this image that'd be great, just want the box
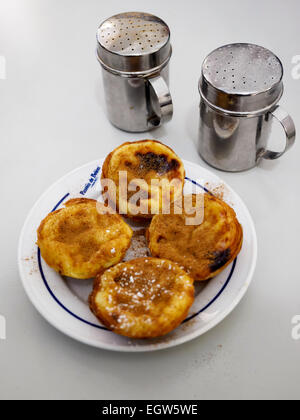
[147,75,173,127]
[261,105,296,160]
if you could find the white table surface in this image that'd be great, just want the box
[1,0,300,400]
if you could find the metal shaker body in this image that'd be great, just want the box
[97,12,173,132]
[199,101,273,171]
[198,44,296,172]
[101,63,170,132]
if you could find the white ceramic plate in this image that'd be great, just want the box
[18,159,257,352]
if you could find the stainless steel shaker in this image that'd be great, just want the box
[198,43,296,171]
[96,12,173,132]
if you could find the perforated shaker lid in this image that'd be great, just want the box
[96,12,171,73]
[199,43,284,116]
